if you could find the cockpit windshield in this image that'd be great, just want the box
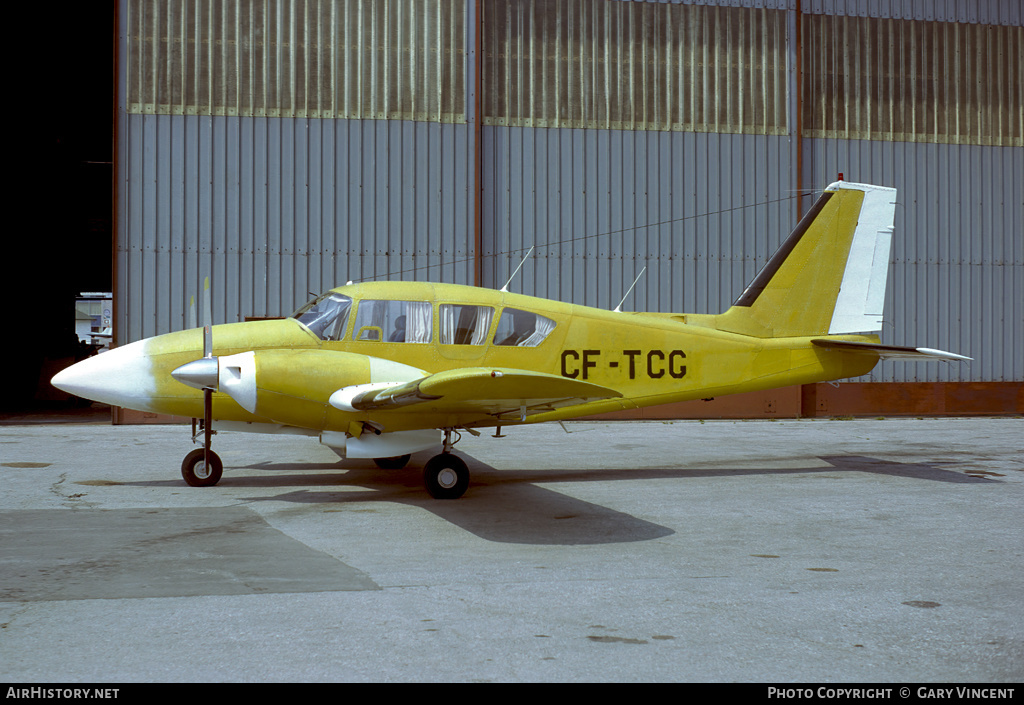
[290,292,352,341]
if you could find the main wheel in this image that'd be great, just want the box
[181,448,223,487]
[373,454,411,470]
[423,453,469,499]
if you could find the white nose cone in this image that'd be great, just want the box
[51,340,156,410]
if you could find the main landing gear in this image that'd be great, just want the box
[372,454,411,470]
[421,428,470,500]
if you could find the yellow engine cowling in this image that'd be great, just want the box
[217,349,424,430]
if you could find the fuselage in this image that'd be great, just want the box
[54,280,880,433]
[48,181,967,500]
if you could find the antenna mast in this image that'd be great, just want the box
[613,267,647,312]
[500,246,534,292]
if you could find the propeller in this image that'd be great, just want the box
[171,277,218,471]
[173,277,218,388]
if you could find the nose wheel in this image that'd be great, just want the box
[182,447,223,487]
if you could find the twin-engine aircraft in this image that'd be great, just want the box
[53,181,969,498]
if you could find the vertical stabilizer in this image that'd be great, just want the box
[716,181,896,338]
[826,185,896,334]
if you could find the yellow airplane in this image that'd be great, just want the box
[52,180,969,498]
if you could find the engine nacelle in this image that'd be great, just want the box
[214,349,424,429]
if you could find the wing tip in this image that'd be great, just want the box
[914,347,973,362]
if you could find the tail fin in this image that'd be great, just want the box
[717,181,896,338]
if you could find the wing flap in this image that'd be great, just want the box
[330,367,621,418]
[811,339,972,361]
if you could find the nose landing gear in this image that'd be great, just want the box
[182,370,222,487]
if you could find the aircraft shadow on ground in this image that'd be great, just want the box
[113,451,997,546]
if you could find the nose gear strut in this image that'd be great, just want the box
[177,325,223,487]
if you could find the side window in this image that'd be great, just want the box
[439,304,494,345]
[290,293,352,341]
[493,308,556,347]
[352,300,432,343]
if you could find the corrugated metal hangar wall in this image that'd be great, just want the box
[116,0,1023,417]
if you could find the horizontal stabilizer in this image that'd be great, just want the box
[811,339,972,361]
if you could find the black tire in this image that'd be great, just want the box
[423,453,469,499]
[373,454,411,470]
[181,448,223,487]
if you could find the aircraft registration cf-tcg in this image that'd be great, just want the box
[52,181,970,498]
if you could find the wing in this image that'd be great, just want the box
[330,367,622,421]
[811,339,972,361]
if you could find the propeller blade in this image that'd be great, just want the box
[202,276,212,330]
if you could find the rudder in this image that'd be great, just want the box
[716,181,896,338]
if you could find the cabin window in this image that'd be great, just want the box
[352,300,432,343]
[439,304,494,345]
[493,308,555,347]
[290,292,352,341]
